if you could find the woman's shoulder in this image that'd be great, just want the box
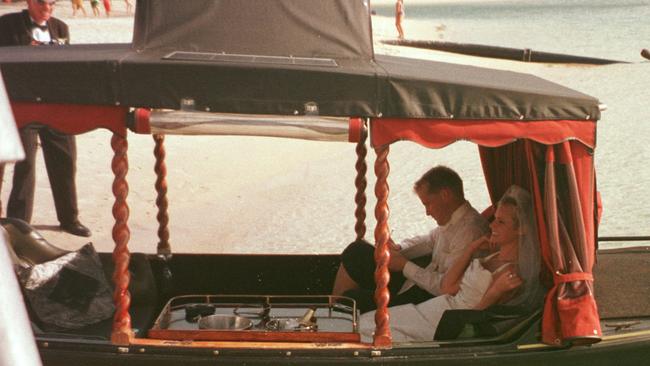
[480,252,515,273]
[478,251,500,263]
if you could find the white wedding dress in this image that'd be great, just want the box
[358,256,500,342]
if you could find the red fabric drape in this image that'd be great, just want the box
[372,118,596,149]
[539,141,600,345]
[479,139,601,346]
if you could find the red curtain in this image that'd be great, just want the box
[480,139,601,345]
[539,141,601,345]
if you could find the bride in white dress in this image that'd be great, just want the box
[358,185,544,342]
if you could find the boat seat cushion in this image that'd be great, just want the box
[17,243,115,329]
[2,218,158,338]
[32,252,159,339]
[434,305,540,341]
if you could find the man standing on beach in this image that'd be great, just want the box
[332,166,489,312]
[0,0,91,237]
[71,0,87,17]
[103,0,112,17]
[395,0,405,40]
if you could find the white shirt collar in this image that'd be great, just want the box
[438,201,471,231]
[29,15,47,27]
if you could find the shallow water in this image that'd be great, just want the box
[372,0,649,62]
[1,1,648,253]
[371,0,650,246]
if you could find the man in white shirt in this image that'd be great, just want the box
[332,165,489,312]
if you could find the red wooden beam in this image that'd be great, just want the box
[10,102,129,137]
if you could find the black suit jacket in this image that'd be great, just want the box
[0,10,69,46]
[0,9,77,223]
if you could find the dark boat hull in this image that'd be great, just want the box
[32,247,650,366]
[382,40,628,65]
[37,330,650,366]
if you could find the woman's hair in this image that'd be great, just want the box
[498,185,545,309]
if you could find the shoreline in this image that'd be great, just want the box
[0,2,498,254]
[1,2,644,253]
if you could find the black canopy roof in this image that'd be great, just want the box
[0,0,600,121]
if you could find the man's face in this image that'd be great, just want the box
[415,185,453,226]
[27,0,55,24]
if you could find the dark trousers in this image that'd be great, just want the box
[2,127,78,224]
[340,240,434,313]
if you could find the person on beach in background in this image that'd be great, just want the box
[90,0,100,17]
[395,0,405,40]
[124,0,133,15]
[0,0,91,237]
[358,186,544,342]
[71,0,87,17]
[103,0,111,17]
[332,166,489,313]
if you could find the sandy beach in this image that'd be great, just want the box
[0,1,632,254]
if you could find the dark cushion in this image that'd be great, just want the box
[32,252,159,339]
[434,305,537,341]
[17,243,115,329]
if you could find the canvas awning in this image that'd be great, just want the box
[0,0,603,348]
[0,0,600,121]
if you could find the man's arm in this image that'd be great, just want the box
[399,230,436,259]
[386,230,435,272]
[400,240,470,296]
[0,14,24,46]
[400,215,489,295]
[439,235,489,295]
[50,17,70,44]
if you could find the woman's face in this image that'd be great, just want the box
[489,203,519,247]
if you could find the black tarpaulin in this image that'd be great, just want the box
[132,0,374,60]
[0,0,601,121]
[375,55,599,120]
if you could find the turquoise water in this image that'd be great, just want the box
[372,0,650,243]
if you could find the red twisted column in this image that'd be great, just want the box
[373,145,392,348]
[153,134,171,255]
[354,127,368,240]
[110,133,134,345]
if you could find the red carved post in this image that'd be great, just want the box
[354,127,368,240]
[373,145,392,348]
[153,134,171,255]
[110,133,134,344]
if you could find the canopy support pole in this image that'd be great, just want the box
[153,134,171,255]
[372,145,392,348]
[110,133,134,345]
[354,126,368,240]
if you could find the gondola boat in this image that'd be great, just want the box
[380,39,628,65]
[1,1,649,365]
